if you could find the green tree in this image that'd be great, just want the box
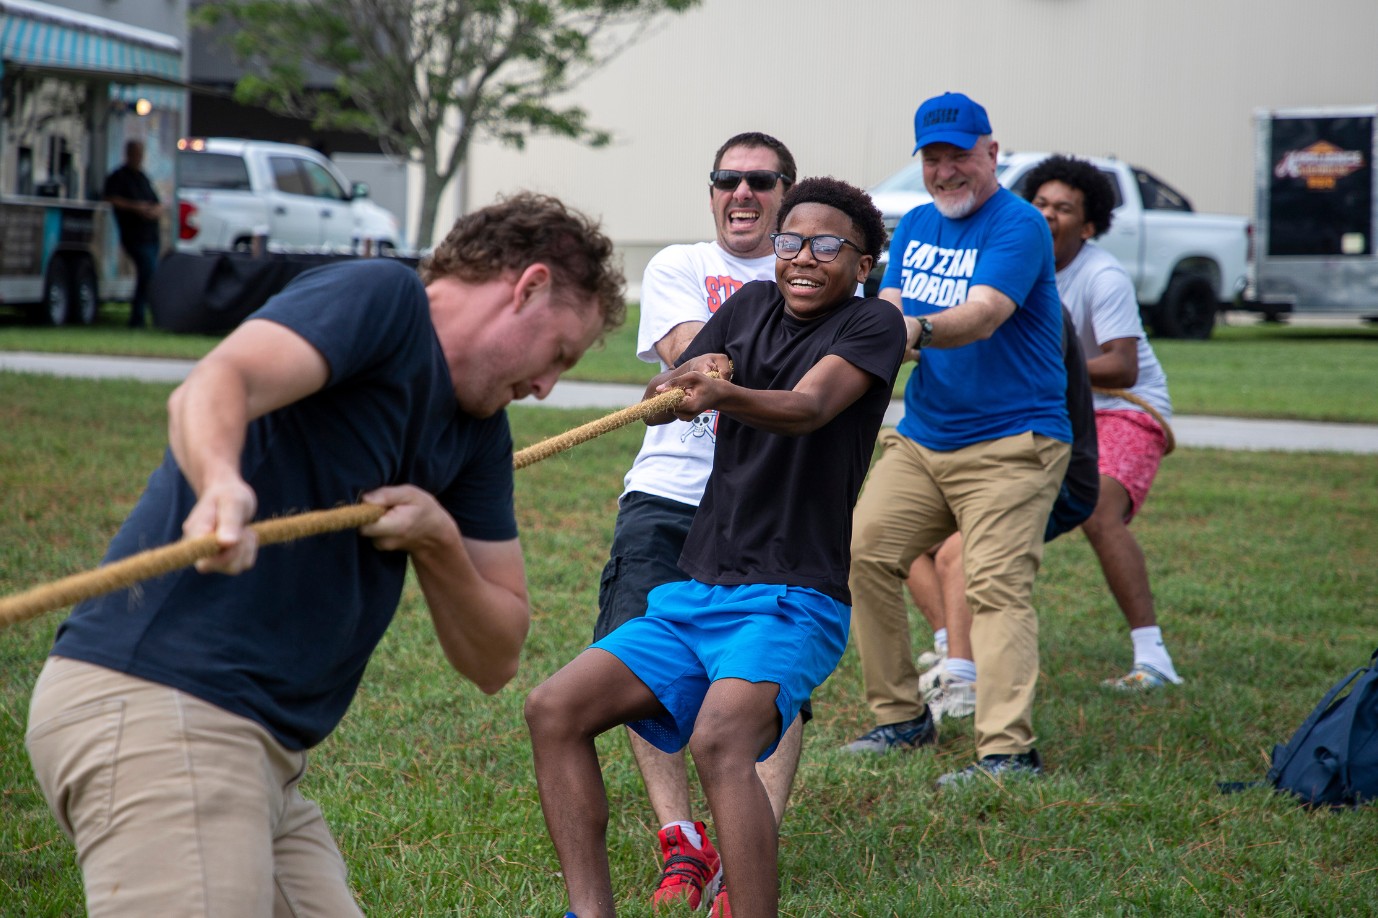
[196,0,699,248]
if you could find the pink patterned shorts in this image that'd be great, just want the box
[1096,409,1167,522]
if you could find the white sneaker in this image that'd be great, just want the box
[927,676,975,722]
[919,659,948,700]
[916,648,947,673]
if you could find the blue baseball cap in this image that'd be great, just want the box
[912,92,992,153]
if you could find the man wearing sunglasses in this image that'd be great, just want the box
[844,92,1072,787]
[585,132,803,911]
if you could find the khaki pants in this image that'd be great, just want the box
[850,429,1069,757]
[26,657,363,918]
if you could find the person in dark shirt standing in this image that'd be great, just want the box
[104,139,163,328]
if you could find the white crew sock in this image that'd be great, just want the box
[1130,626,1181,682]
[663,820,703,849]
[945,657,977,684]
[933,628,948,654]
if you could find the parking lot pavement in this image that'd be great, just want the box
[1218,310,1376,328]
[4,351,1378,455]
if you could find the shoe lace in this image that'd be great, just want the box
[658,853,712,888]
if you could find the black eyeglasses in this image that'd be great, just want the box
[771,232,864,263]
[709,170,788,192]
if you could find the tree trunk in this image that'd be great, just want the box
[416,174,445,250]
[414,128,470,249]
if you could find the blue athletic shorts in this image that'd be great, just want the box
[591,579,848,761]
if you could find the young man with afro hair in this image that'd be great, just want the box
[1022,154,1182,690]
[526,176,905,918]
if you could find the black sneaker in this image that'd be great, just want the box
[842,708,936,754]
[937,749,1043,788]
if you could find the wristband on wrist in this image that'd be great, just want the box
[915,315,934,350]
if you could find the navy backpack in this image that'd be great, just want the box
[1267,647,1378,807]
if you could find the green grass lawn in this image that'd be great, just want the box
[0,301,225,360]
[2,374,1377,915]
[1154,323,1378,422]
[4,302,1375,423]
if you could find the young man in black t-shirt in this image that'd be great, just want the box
[526,177,905,918]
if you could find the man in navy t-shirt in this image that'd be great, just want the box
[26,193,625,916]
[843,92,1072,787]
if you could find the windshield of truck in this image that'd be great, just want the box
[1134,169,1193,212]
[870,161,1011,194]
[301,161,348,200]
[178,153,251,191]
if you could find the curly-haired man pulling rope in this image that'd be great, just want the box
[24,193,625,916]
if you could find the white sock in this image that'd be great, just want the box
[663,820,703,849]
[933,629,948,654]
[1130,626,1181,682]
[945,657,977,683]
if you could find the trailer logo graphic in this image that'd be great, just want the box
[1274,140,1365,190]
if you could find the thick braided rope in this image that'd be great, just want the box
[0,504,386,630]
[513,387,685,469]
[0,387,691,630]
[1092,386,1176,455]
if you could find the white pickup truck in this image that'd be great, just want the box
[175,138,403,255]
[867,152,1250,339]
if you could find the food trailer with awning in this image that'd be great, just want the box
[0,0,183,325]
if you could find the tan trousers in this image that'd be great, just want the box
[26,657,363,918]
[850,429,1069,757]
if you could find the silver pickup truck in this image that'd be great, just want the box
[867,151,1249,339]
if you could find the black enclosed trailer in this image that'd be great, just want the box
[1245,106,1378,321]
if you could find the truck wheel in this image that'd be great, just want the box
[1156,275,1217,339]
[72,259,100,326]
[38,259,72,326]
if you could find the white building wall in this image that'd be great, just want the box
[449,0,1378,294]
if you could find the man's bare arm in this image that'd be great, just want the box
[657,355,875,437]
[1086,337,1139,388]
[168,319,330,573]
[881,285,1019,357]
[361,486,530,694]
[654,320,706,366]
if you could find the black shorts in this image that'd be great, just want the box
[1044,481,1096,543]
[594,492,696,642]
[594,491,812,723]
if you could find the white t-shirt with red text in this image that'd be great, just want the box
[622,242,775,506]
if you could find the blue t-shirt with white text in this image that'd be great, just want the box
[880,187,1069,450]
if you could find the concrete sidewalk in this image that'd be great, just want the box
[4,350,1378,455]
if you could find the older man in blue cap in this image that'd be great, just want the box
[843,92,1071,786]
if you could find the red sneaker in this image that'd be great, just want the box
[651,821,722,910]
[709,883,732,918]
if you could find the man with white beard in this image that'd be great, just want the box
[843,92,1072,787]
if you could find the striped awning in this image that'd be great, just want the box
[0,0,181,84]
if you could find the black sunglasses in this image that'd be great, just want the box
[709,170,789,192]
[770,232,864,263]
